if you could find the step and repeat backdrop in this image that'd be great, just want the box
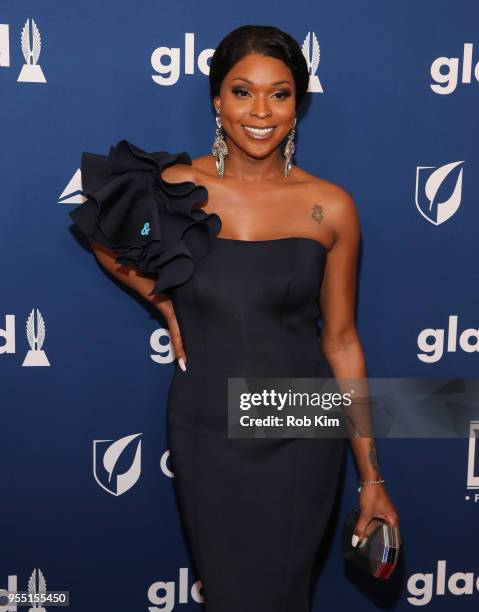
[1,1,478,610]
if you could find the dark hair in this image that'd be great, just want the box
[209,25,309,111]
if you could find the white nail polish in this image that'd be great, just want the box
[351,534,360,548]
[178,357,186,372]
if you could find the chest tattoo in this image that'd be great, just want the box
[311,204,323,224]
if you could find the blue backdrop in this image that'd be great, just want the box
[1,1,478,610]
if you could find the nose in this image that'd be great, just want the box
[249,94,272,119]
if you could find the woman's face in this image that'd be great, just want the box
[213,53,296,160]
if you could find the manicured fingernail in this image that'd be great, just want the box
[351,534,360,548]
[178,357,186,372]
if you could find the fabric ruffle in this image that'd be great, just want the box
[69,139,222,295]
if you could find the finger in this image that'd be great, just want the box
[167,317,187,369]
[385,514,401,545]
[351,518,370,547]
[387,511,400,526]
[377,511,399,528]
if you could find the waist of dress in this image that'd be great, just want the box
[178,335,329,377]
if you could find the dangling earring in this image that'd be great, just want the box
[283,117,297,177]
[211,106,229,178]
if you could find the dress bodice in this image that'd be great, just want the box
[170,236,330,379]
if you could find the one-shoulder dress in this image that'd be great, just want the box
[69,140,346,612]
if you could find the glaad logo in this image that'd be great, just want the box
[1,314,16,357]
[417,315,479,363]
[27,568,47,612]
[151,33,214,86]
[466,421,479,503]
[407,560,479,606]
[160,449,175,478]
[415,161,464,225]
[431,43,479,95]
[301,31,323,93]
[23,308,50,367]
[148,567,203,611]
[17,18,46,84]
[0,309,50,366]
[0,24,10,67]
[0,568,48,612]
[93,433,142,496]
[151,31,323,94]
[151,328,176,364]
[0,574,17,610]
[59,168,86,205]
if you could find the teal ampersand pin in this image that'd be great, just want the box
[140,222,151,236]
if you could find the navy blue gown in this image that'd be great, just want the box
[69,140,345,612]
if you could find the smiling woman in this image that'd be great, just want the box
[69,23,400,612]
[208,32,307,178]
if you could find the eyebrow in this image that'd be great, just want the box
[230,77,292,86]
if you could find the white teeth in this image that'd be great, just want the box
[243,126,274,135]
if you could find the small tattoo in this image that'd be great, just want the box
[368,441,382,479]
[311,204,323,224]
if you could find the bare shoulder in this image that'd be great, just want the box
[160,154,214,185]
[160,161,196,184]
[293,165,360,244]
[294,165,355,211]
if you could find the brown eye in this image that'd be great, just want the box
[273,90,292,99]
[232,87,250,97]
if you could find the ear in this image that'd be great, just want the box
[213,96,221,112]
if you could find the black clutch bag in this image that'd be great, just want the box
[342,509,401,579]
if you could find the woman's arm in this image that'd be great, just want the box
[318,187,399,545]
[88,238,187,370]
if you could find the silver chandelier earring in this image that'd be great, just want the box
[283,117,297,177]
[211,106,229,178]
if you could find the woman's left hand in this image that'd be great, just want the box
[352,483,401,547]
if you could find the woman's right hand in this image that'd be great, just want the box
[88,241,188,370]
[154,298,187,372]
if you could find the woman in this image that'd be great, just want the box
[70,24,399,612]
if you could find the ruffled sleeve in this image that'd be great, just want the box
[69,139,222,295]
